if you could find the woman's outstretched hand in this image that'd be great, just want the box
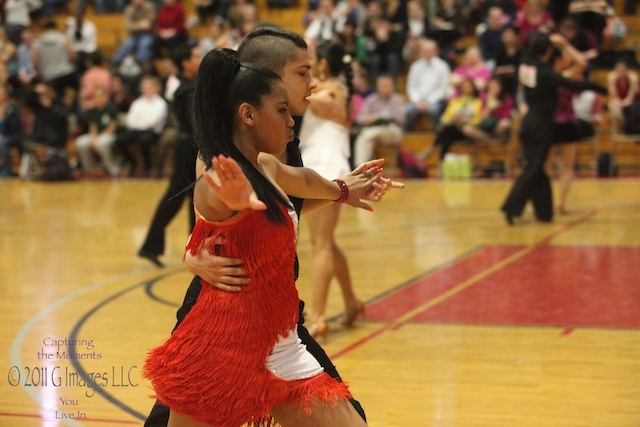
[202,155,267,212]
[340,159,405,210]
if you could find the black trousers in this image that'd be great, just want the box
[501,116,553,221]
[143,277,367,426]
[139,134,197,256]
[436,124,467,160]
[116,130,160,176]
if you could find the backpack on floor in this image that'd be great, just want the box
[397,147,428,178]
[40,149,74,181]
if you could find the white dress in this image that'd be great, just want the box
[298,108,351,180]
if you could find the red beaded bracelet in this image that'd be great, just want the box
[332,179,349,203]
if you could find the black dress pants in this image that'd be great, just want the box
[116,130,160,177]
[501,117,553,222]
[436,124,467,160]
[143,278,367,426]
[139,134,197,256]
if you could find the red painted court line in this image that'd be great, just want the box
[331,209,607,360]
[0,412,141,424]
[364,245,524,321]
[409,245,640,328]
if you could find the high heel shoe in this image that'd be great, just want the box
[340,299,366,327]
[307,318,329,342]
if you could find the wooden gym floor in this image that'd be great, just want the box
[1,175,639,427]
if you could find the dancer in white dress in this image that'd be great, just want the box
[298,40,366,340]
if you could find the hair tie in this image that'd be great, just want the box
[342,54,352,65]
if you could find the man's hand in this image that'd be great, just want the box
[184,236,250,292]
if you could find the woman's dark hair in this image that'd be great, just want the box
[87,50,104,67]
[315,40,354,113]
[525,31,552,63]
[488,76,506,101]
[193,48,289,223]
[459,77,479,98]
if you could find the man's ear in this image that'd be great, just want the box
[238,103,254,126]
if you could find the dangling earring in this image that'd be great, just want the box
[319,72,326,81]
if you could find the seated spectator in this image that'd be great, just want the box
[419,77,483,161]
[607,59,640,134]
[426,0,470,51]
[480,0,518,25]
[226,0,255,31]
[25,83,69,149]
[79,51,112,111]
[154,0,188,58]
[557,16,599,64]
[115,75,167,177]
[383,0,407,34]
[0,84,23,177]
[338,0,367,31]
[65,6,97,75]
[515,0,554,46]
[110,74,135,116]
[113,0,156,67]
[365,15,404,84]
[335,18,361,63]
[478,6,506,69]
[404,37,450,131]
[0,28,17,78]
[15,29,36,89]
[351,63,374,123]
[33,21,79,102]
[79,0,126,14]
[198,16,239,55]
[403,0,430,64]
[304,0,344,43]
[450,46,491,96]
[192,0,217,26]
[568,0,607,43]
[353,74,406,165]
[3,0,41,45]
[493,25,522,98]
[238,3,260,36]
[548,0,572,24]
[74,86,120,177]
[463,76,513,142]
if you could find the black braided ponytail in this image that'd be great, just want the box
[315,40,355,116]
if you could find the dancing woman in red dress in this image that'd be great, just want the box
[144,48,387,427]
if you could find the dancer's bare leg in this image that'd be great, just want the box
[461,124,490,140]
[332,240,363,326]
[272,398,368,427]
[558,143,578,214]
[306,203,342,338]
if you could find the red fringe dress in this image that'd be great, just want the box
[143,205,352,427]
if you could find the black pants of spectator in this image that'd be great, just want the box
[436,124,467,160]
[143,280,367,427]
[139,134,197,257]
[571,11,607,43]
[625,0,638,14]
[48,72,80,102]
[196,3,217,24]
[153,33,189,59]
[116,129,160,177]
[501,116,553,222]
